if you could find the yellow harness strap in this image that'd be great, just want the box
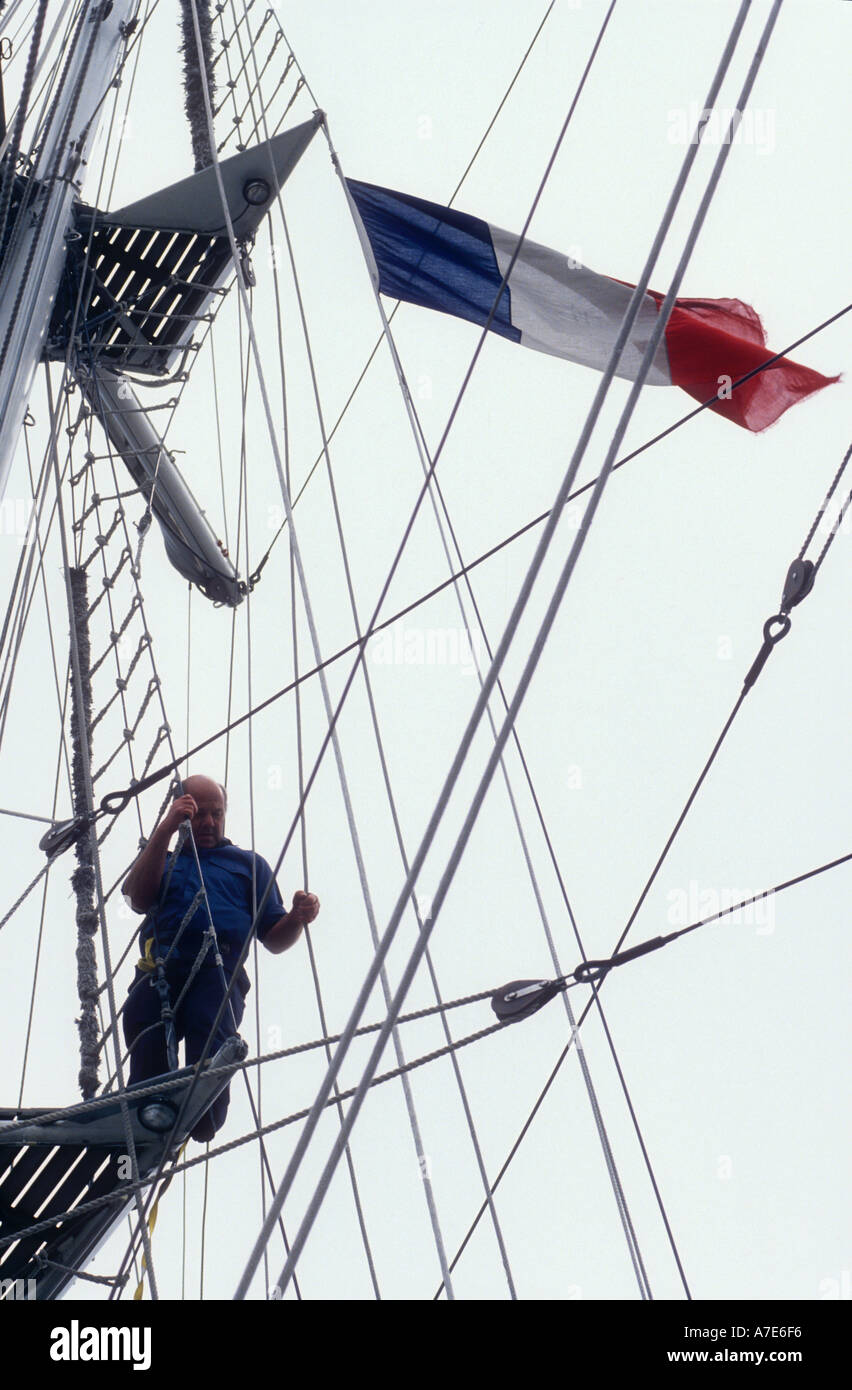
[136,936,156,973]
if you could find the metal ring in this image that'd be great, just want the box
[573,959,612,985]
[763,613,791,645]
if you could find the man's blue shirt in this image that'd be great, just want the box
[139,838,285,967]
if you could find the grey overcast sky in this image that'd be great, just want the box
[0,0,849,1302]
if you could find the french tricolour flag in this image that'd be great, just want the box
[346,179,836,432]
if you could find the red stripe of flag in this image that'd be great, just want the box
[653,293,839,431]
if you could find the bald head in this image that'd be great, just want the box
[182,775,226,848]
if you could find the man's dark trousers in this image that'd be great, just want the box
[123,961,246,1141]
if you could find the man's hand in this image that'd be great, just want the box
[162,794,198,836]
[289,890,320,927]
[122,794,197,913]
[262,890,320,954]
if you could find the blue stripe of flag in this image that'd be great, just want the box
[346,179,521,344]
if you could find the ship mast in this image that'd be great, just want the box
[0,0,138,500]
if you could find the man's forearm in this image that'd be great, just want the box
[122,821,175,913]
[262,914,304,954]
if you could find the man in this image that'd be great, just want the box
[122,775,319,1142]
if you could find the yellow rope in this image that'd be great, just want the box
[133,1142,188,1300]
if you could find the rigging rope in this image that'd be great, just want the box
[263,168,460,1300]
[0,0,45,260]
[608,432,850,974]
[85,295,847,834]
[240,0,762,1301]
[226,0,627,1301]
[329,68,689,1291]
[131,1141,187,1301]
[11,0,756,1301]
[68,565,101,1098]
[197,1154,208,1299]
[0,1014,510,1252]
[172,3,461,1296]
[232,245,307,1300]
[421,458,691,1292]
[246,0,560,585]
[432,420,852,1289]
[6,827,850,1148]
[178,0,215,171]
[108,792,304,1293]
[235,343,272,1300]
[14,790,847,1268]
[0,418,74,791]
[805,442,852,574]
[260,218,383,1298]
[0,978,509,1140]
[0,3,169,839]
[328,69,660,1298]
[183,823,306,1298]
[1,0,839,1301]
[0,0,230,1297]
[39,1258,127,1289]
[0,430,65,752]
[47,361,161,1301]
[16,664,67,1106]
